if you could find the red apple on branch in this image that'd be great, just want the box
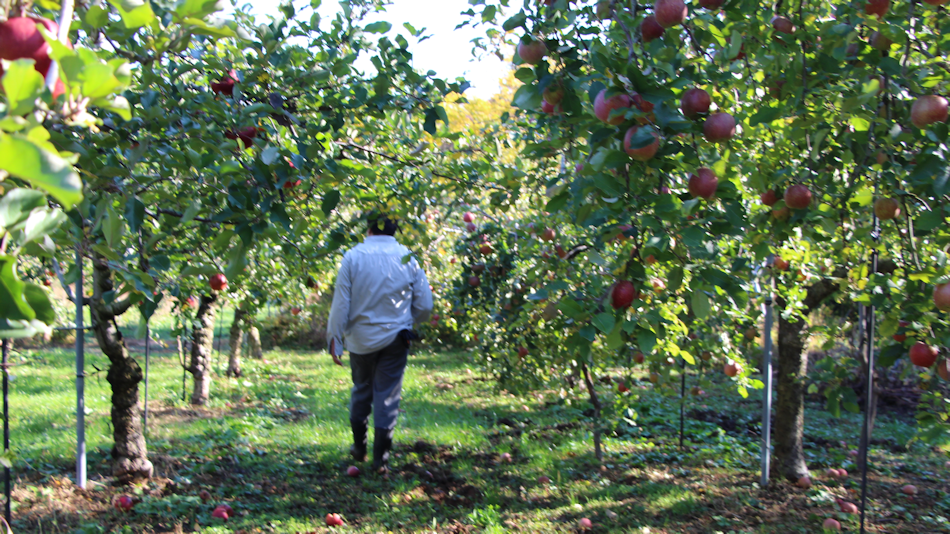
[623,126,661,161]
[211,70,238,95]
[463,212,474,223]
[909,342,938,368]
[0,17,58,63]
[910,95,948,128]
[761,190,779,206]
[864,0,890,17]
[784,184,812,209]
[518,39,547,65]
[869,31,891,50]
[594,89,632,125]
[724,361,741,377]
[468,275,481,288]
[210,274,228,291]
[771,16,796,35]
[291,307,301,316]
[874,198,900,220]
[703,112,736,142]
[654,0,687,28]
[688,167,718,200]
[699,0,725,8]
[518,346,529,358]
[681,88,711,118]
[541,228,556,241]
[640,15,665,42]
[611,281,638,309]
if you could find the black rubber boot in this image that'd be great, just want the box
[350,419,368,462]
[372,427,395,473]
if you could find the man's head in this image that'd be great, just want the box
[367,215,398,236]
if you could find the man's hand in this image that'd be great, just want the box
[329,339,343,366]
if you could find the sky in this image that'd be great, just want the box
[240,0,513,100]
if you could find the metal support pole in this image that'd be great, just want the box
[75,247,86,490]
[143,324,150,437]
[859,250,879,534]
[2,339,11,524]
[679,358,686,450]
[761,292,774,487]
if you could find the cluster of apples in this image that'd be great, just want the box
[0,16,66,98]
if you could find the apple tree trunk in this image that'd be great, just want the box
[227,308,247,377]
[772,278,839,481]
[189,294,218,405]
[89,254,154,482]
[580,362,603,462]
[247,324,263,359]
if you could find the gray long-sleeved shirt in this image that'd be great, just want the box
[326,235,433,356]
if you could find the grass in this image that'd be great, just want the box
[5,333,950,533]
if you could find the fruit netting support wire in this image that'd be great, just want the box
[74,246,86,490]
[139,233,150,438]
[43,0,75,90]
[858,210,881,534]
[2,338,10,524]
[754,255,774,487]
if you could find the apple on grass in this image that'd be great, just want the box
[578,517,593,530]
[796,475,812,489]
[500,452,512,463]
[822,518,841,531]
[325,513,344,527]
[212,506,229,520]
[346,465,360,477]
[114,495,134,512]
[902,484,918,496]
[538,475,551,484]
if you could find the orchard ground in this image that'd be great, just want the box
[7,312,950,533]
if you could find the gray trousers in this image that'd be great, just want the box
[349,336,408,430]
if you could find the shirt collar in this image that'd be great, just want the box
[365,235,397,243]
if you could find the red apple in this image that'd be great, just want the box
[784,184,812,209]
[541,98,562,115]
[347,465,360,477]
[518,346,529,358]
[472,263,486,274]
[893,332,907,343]
[645,254,657,265]
[325,513,344,527]
[479,244,493,255]
[910,95,948,128]
[555,244,567,258]
[463,212,474,223]
[210,70,237,95]
[618,381,629,393]
[283,179,302,189]
[633,352,645,364]
[500,452,512,463]
[541,228,556,241]
[623,126,661,161]
[688,167,718,200]
[865,0,890,16]
[700,351,712,361]
[699,0,725,8]
[538,475,551,484]
[937,359,950,381]
[291,307,301,316]
[211,506,229,520]
[761,190,779,206]
[772,206,791,220]
[869,31,892,50]
[874,198,900,220]
[114,495,134,512]
[822,518,841,531]
[909,342,938,368]
[543,84,565,105]
[838,500,859,514]
[578,517,593,529]
[796,476,812,489]
[902,484,918,496]
[681,88,711,118]
[468,275,481,288]
[0,17,58,63]
[210,273,228,291]
[838,469,848,477]
[703,112,736,142]
[596,0,614,19]
[594,89,632,125]
[771,16,796,35]
[724,361,740,377]
[923,0,949,4]
[640,15,665,42]
[518,39,547,65]
[611,281,638,309]
[654,0,687,28]
[466,222,477,232]
[199,489,212,502]
[773,257,789,271]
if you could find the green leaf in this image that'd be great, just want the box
[0,188,46,230]
[637,330,657,355]
[322,190,341,216]
[3,59,45,116]
[85,5,110,27]
[125,197,145,234]
[0,134,83,209]
[592,312,615,334]
[107,0,156,29]
[172,0,223,19]
[21,208,66,245]
[749,105,782,126]
[0,318,50,340]
[502,12,527,31]
[605,321,624,350]
[181,264,220,277]
[0,256,33,321]
[103,206,123,248]
[181,200,201,224]
[691,290,711,319]
[224,244,248,281]
[364,21,392,34]
[22,283,55,324]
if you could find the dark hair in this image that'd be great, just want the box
[368,216,398,236]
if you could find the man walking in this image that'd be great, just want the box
[326,215,433,473]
